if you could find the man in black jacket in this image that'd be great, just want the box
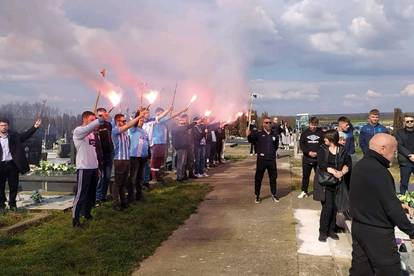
[298,117,324,198]
[247,116,279,203]
[0,118,41,210]
[95,107,114,203]
[349,133,414,276]
[396,113,414,195]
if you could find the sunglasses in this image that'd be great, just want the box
[406,120,414,123]
[264,122,272,124]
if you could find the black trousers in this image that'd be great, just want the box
[319,186,337,235]
[250,143,256,154]
[301,158,317,193]
[254,158,277,197]
[113,160,130,207]
[349,222,402,276]
[187,146,195,176]
[128,157,147,201]
[210,142,217,164]
[72,169,98,221]
[0,161,19,208]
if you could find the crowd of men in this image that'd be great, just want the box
[72,106,229,227]
[246,108,414,274]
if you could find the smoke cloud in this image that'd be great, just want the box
[0,0,275,120]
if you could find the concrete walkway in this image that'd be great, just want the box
[134,155,350,275]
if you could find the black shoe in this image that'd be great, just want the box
[72,219,81,227]
[328,232,339,240]
[271,195,280,203]
[189,174,198,179]
[255,196,261,204]
[84,215,93,221]
[9,205,17,212]
[318,233,327,242]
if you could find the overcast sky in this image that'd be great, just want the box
[1,0,414,116]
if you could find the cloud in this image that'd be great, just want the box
[366,89,382,98]
[250,79,320,101]
[344,94,359,100]
[401,84,414,96]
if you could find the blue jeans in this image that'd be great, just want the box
[143,160,150,183]
[400,165,414,194]
[195,146,206,175]
[96,159,113,201]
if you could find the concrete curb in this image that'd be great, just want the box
[0,212,52,235]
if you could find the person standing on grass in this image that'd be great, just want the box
[349,133,414,276]
[193,116,208,178]
[95,107,114,204]
[395,113,414,195]
[171,114,195,181]
[0,117,41,211]
[247,116,279,203]
[112,112,146,210]
[72,111,108,227]
[128,109,150,202]
[359,109,388,155]
[298,117,324,199]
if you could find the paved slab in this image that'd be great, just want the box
[134,156,299,276]
[16,194,73,211]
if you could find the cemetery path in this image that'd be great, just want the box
[133,154,351,275]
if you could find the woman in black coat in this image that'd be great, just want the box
[314,129,351,242]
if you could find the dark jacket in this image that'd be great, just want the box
[0,127,38,174]
[97,121,113,161]
[343,125,355,155]
[193,124,207,147]
[172,123,194,150]
[247,129,279,160]
[359,123,388,154]
[313,144,351,202]
[299,128,324,162]
[349,150,414,238]
[395,128,414,166]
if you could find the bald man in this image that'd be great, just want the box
[349,133,414,276]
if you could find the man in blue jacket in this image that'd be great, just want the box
[359,109,388,155]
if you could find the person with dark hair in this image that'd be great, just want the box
[0,117,41,211]
[359,109,388,155]
[314,129,351,242]
[171,114,195,181]
[247,116,279,203]
[128,109,150,202]
[112,112,146,210]
[298,117,324,199]
[349,133,414,275]
[395,113,414,195]
[72,111,108,227]
[193,116,207,178]
[95,107,114,203]
[249,120,258,156]
[337,116,355,156]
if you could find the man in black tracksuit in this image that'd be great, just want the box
[349,133,414,276]
[247,116,279,203]
[298,117,324,198]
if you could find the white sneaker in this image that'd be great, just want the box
[203,173,209,177]
[194,174,202,178]
[297,191,308,199]
[271,195,279,203]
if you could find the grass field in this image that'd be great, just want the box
[0,209,32,228]
[224,144,250,161]
[0,182,210,275]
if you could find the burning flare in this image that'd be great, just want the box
[237,112,243,118]
[190,94,197,103]
[144,90,159,104]
[204,110,212,117]
[108,90,121,107]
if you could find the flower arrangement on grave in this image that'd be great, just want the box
[30,190,43,203]
[30,161,76,175]
[398,192,414,208]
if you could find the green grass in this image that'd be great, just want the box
[0,209,32,228]
[0,182,211,275]
[225,144,250,161]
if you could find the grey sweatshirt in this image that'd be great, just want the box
[73,119,103,169]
